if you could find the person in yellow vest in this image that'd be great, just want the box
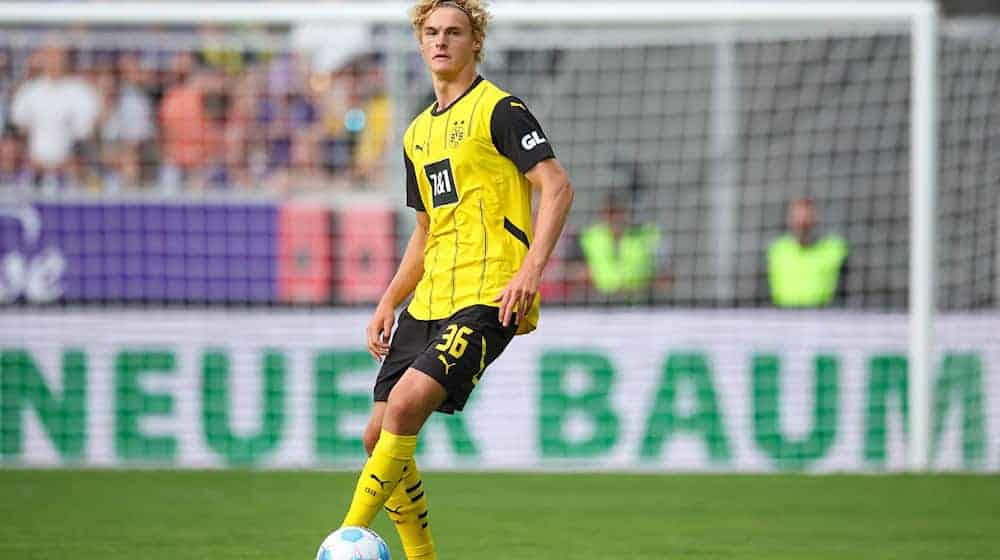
[580,190,670,302]
[767,197,848,307]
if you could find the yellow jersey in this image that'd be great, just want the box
[403,76,556,335]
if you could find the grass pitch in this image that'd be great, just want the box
[1,470,997,559]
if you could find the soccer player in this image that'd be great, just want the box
[338,1,574,558]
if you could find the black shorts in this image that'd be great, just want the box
[374,305,517,414]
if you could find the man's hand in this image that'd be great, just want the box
[494,262,542,328]
[366,304,396,361]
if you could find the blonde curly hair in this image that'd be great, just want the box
[410,0,492,63]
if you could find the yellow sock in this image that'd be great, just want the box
[342,430,417,528]
[384,458,436,559]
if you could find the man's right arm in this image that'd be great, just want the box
[366,211,428,360]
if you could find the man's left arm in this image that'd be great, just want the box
[495,158,574,327]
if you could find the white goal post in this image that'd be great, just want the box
[0,1,939,472]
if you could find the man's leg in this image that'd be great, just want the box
[360,403,438,560]
[342,369,446,528]
[384,456,436,559]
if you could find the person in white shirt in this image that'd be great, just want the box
[11,45,99,189]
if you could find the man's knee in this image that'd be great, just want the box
[382,369,447,434]
[384,396,429,428]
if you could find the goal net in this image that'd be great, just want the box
[0,2,996,472]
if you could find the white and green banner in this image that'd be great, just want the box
[2,310,997,471]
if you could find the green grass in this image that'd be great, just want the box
[1,470,998,559]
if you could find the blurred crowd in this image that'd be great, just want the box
[0,26,391,194]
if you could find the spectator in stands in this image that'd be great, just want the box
[579,187,670,303]
[75,62,116,190]
[99,52,156,190]
[259,54,325,191]
[221,71,264,190]
[348,56,391,186]
[10,43,100,191]
[158,52,224,191]
[319,53,392,187]
[0,129,30,190]
[291,20,368,185]
[767,196,848,308]
[0,48,13,134]
[263,128,328,192]
[318,61,357,179]
[0,50,23,190]
[318,53,391,187]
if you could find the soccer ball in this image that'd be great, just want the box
[315,526,391,560]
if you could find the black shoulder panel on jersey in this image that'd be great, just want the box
[405,151,424,211]
[490,95,556,174]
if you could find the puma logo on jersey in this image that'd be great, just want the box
[521,131,547,150]
[510,101,527,110]
[437,354,456,375]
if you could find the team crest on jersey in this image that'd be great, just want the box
[448,120,466,148]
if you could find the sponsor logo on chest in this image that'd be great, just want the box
[424,159,459,208]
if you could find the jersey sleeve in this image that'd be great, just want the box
[404,150,424,211]
[490,96,556,174]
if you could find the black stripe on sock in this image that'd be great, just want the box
[418,511,428,519]
[422,522,428,529]
[406,480,423,494]
[410,491,425,503]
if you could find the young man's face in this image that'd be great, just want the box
[419,6,480,79]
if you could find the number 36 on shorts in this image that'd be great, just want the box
[435,324,474,358]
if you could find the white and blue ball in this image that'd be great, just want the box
[315,526,391,560]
